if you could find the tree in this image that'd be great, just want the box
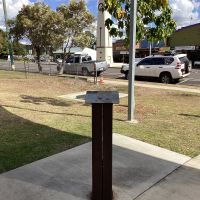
[103,0,176,46]
[9,3,64,72]
[13,41,26,56]
[0,29,5,51]
[0,29,9,55]
[57,0,95,72]
[73,31,96,49]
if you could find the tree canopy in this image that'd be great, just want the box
[73,31,96,49]
[104,0,176,46]
[9,3,64,71]
[0,29,9,55]
[9,1,94,72]
[57,1,94,51]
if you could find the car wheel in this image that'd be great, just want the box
[160,73,172,84]
[82,68,89,76]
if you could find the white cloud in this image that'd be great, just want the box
[170,0,200,28]
[0,0,31,29]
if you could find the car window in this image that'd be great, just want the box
[82,57,87,62]
[87,56,92,61]
[138,58,153,65]
[164,57,174,65]
[83,56,92,62]
[74,57,80,63]
[67,57,74,63]
[152,58,165,65]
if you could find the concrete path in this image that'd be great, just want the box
[89,78,200,94]
[0,134,191,200]
[136,155,200,200]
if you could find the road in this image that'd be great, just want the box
[104,67,200,87]
[0,61,200,87]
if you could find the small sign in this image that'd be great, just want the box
[120,51,129,55]
[85,91,119,104]
[175,46,195,51]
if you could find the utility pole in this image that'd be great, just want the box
[2,0,15,70]
[128,0,137,122]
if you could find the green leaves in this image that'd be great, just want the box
[104,0,176,47]
[10,3,64,50]
[57,0,95,53]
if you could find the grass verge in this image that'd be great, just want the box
[0,70,200,173]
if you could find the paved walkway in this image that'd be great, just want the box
[136,155,200,200]
[89,78,200,94]
[0,134,194,200]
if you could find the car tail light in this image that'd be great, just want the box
[175,62,181,69]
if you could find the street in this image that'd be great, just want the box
[104,67,200,87]
[0,61,200,87]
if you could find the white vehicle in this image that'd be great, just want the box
[120,54,191,83]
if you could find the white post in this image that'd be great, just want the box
[96,0,113,64]
[149,41,152,55]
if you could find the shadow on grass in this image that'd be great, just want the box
[20,95,71,107]
[0,106,90,174]
[1,104,127,122]
[1,104,91,118]
[179,113,200,118]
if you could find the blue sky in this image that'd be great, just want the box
[30,0,99,16]
[0,0,200,30]
[29,0,200,27]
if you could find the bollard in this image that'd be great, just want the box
[85,91,119,200]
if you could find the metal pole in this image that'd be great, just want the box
[128,0,137,121]
[2,0,15,70]
[149,22,153,56]
[149,41,152,56]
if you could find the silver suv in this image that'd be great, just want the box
[121,54,191,83]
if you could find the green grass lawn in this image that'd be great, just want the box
[0,70,200,173]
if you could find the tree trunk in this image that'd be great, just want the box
[59,39,71,74]
[58,46,66,74]
[36,46,42,72]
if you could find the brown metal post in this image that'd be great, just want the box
[92,104,103,200]
[102,103,113,200]
[85,91,119,200]
[92,103,113,200]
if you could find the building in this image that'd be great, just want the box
[169,23,200,66]
[113,39,167,63]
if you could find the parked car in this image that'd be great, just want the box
[58,54,109,76]
[120,54,191,83]
[24,55,35,62]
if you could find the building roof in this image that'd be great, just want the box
[176,23,200,32]
[170,23,200,46]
